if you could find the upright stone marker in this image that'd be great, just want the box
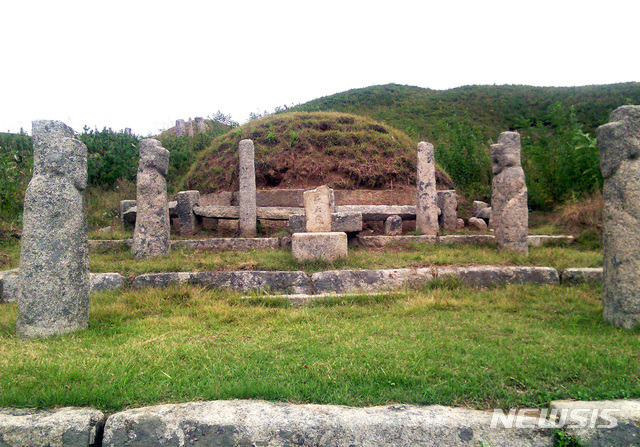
[597,105,640,329]
[186,120,194,137]
[176,190,200,236]
[416,141,438,235]
[491,132,528,254]
[132,139,171,259]
[195,117,206,133]
[239,139,257,237]
[17,120,89,338]
[437,190,458,231]
[175,119,186,136]
[303,185,332,232]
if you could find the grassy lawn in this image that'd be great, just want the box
[0,282,638,412]
[86,242,601,276]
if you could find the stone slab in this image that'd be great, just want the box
[356,235,437,247]
[303,185,332,232]
[528,235,575,247]
[289,212,363,234]
[436,266,560,287]
[102,400,553,447]
[131,271,312,294]
[292,232,348,262]
[562,268,603,284]
[90,273,125,293]
[0,407,106,447]
[549,399,640,446]
[312,268,434,294]
[171,238,280,251]
[336,205,417,221]
[193,205,303,220]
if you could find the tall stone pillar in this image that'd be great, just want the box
[239,139,257,237]
[186,120,194,137]
[491,132,528,254]
[597,105,640,329]
[195,117,206,133]
[175,119,186,137]
[416,141,438,235]
[17,120,90,338]
[132,139,171,259]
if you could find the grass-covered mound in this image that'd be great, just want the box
[183,111,452,193]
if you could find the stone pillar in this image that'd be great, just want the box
[195,117,206,133]
[416,141,438,235]
[176,190,200,236]
[437,190,458,231]
[17,120,90,338]
[303,185,332,232]
[597,105,640,329]
[132,139,171,259]
[490,132,528,254]
[238,139,257,237]
[385,215,403,236]
[186,120,194,137]
[175,119,186,137]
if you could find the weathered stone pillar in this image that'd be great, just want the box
[597,105,640,329]
[303,185,332,232]
[176,190,200,236]
[17,120,90,338]
[175,119,186,137]
[186,120,194,137]
[490,132,528,254]
[238,139,257,237]
[416,141,438,235]
[132,139,171,259]
[195,117,206,133]
[437,190,458,231]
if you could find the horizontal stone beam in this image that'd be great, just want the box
[335,205,417,221]
[193,205,303,220]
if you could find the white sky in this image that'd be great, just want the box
[1,0,638,136]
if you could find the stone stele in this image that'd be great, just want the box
[416,141,438,235]
[597,105,640,329]
[17,120,90,338]
[490,132,528,254]
[238,139,257,237]
[303,185,332,232]
[132,139,171,259]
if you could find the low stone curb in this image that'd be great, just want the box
[131,271,313,295]
[0,407,105,447]
[87,234,576,252]
[437,266,560,287]
[357,234,575,248]
[1,273,125,303]
[3,399,638,446]
[562,268,603,284]
[3,266,603,303]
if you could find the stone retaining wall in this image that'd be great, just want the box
[1,399,638,446]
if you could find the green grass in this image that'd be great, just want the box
[0,238,601,275]
[0,282,638,412]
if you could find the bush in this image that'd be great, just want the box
[78,127,141,187]
[522,104,602,210]
[0,131,32,222]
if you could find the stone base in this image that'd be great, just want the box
[292,232,348,262]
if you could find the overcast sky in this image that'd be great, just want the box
[2,0,638,136]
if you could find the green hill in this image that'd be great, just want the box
[291,82,640,142]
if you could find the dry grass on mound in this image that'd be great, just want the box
[184,112,452,193]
